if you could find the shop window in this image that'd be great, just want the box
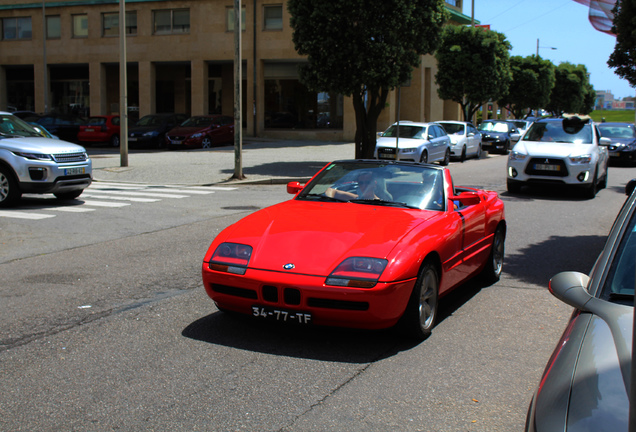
[102,11,137,37]
[264,79,343,130]
[263,5,283,30]
[226,6,246,32]
[46,16,61,39]
[2,17,32,40]
[72,14,88,38]
[153,9,190,35]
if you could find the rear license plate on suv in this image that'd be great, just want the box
[252,306,312,324]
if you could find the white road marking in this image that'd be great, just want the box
[0,211,56,220]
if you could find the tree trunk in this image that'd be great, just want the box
[352,86,388,159]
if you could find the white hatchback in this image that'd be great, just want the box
[506,115,610,199]
[375,121,451,165]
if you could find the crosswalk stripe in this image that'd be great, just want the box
[0,211,56,220]
[89,190,188,199]
[82,193,161,203]
[80,200,131,207]
[41,206,95,213]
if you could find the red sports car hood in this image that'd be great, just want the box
[217,200,437,276]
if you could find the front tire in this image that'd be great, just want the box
[420,150,428,164]
[460,145,467,162]
[110,134,120,147]
[0,166,21,207]
[202,136,213,149]
[400,260,439,340]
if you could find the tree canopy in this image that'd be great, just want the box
[608,0,636,87]
[498,55,555,119]
[288,0,448,158]
[545,62,595,115]
[434,25,512,121]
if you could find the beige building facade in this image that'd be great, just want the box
[0,0,473,141]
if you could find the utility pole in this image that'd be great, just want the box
[119,0,128,167]
[232,0,245,180]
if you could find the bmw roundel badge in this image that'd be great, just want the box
[283,263,295,270]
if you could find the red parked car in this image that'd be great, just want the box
[165,115,234,149]
[77,115,120,147]
[202,160,506,340]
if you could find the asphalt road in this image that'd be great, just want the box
[0,150,633,431]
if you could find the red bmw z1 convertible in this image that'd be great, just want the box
[202,160,506,339]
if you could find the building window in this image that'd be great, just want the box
[265,79,343,130]
[102,11,137,37]
[263,5,283,30]
[445,0,461,6]
[153,9,190,35]
[2,17,32,40]
[226,6,246,32]
[46,16,61,39]
[72,14,88,38]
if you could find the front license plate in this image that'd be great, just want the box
[252,306,312,324]
[171,140,182,145]
[379,153,396,160]
[64,167,85,175]
[85,128,94,132]
[610,152,620,157]
[534,163,561,171]
[129,137,137,141]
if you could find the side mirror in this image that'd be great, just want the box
[600,137,611,146]
[549,271,592,311]
[626,179,636,196]
[287,181,304,195]
[467,132,475,137]
[450,192,481,207]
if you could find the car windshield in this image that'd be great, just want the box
[603,207,636,303]
[598,124,636,139]
[0,115,46,138]
[382,125,426,139]
[181,117,216,127]
[136,116,165,127]
[478,122,509,133]
[511,121,528,130]
[438,123,464,134]
[524,120,593,144]
[87,117,107,125]
[296,161,446,211]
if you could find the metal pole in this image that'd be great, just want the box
[536,38,539,57]
[42,1,48,113]
[232,0,244,179]
[471,0,474,26]
[119,0,128,167]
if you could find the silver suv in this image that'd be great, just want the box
[0,112,92,207]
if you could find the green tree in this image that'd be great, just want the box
[545,63,594,115]
[498,55,555,119]
[608,0,636,87]
[288,0,448,158]
[434,25,512,121]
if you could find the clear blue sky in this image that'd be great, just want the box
[469,0,634,99]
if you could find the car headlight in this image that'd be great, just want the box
[399,148,418,154]
[508,151,527,161]
[326,257,388,288]
[569,155,592,164]
[143,130,159,137]
[13,151,53,161]
[208,242,253,275]
[191,133,204,138]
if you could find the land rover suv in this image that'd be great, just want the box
[0,112,92,207]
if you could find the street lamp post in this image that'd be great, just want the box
[536,38,557,57]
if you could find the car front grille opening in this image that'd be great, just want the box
[284,288,301,305]
[262,285,278,303]
[211,283,257,300]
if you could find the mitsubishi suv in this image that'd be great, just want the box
[507,115,609,199]
[0,112,92,207]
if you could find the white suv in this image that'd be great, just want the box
[0,112,92,207]
[506,115,609,199]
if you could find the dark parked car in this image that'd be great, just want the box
[128,113,188,148]
[30,113,87,143]
[525,182,636,431]
[598,122,636,164]
[478,120,518,154]
[165,115,234,149]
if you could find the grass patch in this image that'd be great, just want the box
[590,110,635,123]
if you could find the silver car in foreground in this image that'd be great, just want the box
[0,112,92,207]
[525,183,636,431]
[437,120,482,162]
[375,121,451,165]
